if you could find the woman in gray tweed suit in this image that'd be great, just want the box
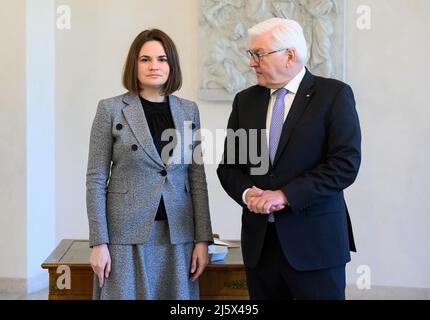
[86,29,213,300]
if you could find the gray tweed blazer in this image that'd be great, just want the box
[86,92,213,247]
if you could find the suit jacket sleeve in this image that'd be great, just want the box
[188,103,213,243]
[217,94,254,207]
[86,100,112,247]
[282,84,361,214]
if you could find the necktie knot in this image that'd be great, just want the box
[275,87,288,100]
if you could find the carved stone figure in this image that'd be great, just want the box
[199,0,344,101]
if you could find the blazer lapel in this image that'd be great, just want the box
[122,92,165,168]
[273,69,315,165]
[166,95,183,168]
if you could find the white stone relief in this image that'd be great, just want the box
[198,0,345,101]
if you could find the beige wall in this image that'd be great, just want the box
[0,0,27,279]
[0,0,55,293]
[345,0,430,288]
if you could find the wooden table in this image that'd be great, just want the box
[41,239,248,300]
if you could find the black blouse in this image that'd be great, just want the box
[140,96,175,221]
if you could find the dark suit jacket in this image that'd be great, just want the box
[217,69,361,271]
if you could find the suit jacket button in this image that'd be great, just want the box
[116,123,123,130]
[190,123,196,130]
[269,173,275,179]
[160,170,167,177]
[131,144,138,151]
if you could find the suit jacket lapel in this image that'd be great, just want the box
[122,92,165,168]
[254,86,271,130]
[273,70,315,165]
[255,87,272,171]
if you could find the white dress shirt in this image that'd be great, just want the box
[242,67,306,218]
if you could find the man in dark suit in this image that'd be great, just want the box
[217,18,361,299]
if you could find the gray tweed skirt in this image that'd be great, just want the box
[93,220,199,300]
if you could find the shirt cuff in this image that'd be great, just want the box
[242,188,251,205]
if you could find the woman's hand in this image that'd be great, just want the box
[90,244,111,288]
[190,242,209,282]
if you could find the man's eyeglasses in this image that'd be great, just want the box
[246,48,288,63]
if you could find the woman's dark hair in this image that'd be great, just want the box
[123,29,182,96]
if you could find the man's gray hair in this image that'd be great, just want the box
[248,18,308,64]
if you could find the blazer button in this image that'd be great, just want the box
[131,144,138,151]
[190,123,196,130]
[160,169,167,177]
[116,123,123,130]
